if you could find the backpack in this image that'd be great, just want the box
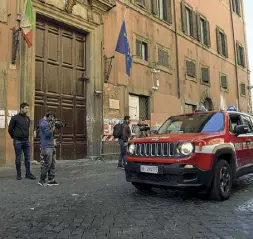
[113,123,124,139]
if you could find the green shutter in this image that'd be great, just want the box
[181,1,187,33]
[206,21,211,47]
[224,33,228,57]
[191,11,197,39]
[136,39,141,58]
[151,0,158,15]
[216,28,221,54]
[166,0,172,24]
[196,13,201,42]
[236,43,240,65]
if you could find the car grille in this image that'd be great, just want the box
[134,143,176,157]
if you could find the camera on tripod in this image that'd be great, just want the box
[49,118,67,129]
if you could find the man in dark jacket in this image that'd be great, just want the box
[8,102,36,180]
[38,111,59,186]
[118,116,131,168]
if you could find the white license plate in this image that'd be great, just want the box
[140,165,159,174]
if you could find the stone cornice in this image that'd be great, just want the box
[90,0,116,14]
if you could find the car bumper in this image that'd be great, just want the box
[125,161,213,190]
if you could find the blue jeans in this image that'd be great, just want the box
[13,140,31,176]
[118,139,127,166]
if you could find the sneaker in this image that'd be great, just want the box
[47,180,59,186]
[38,180,46,186]
[117,164,123,168]
[25,173,36,180]
[16,175,22,180]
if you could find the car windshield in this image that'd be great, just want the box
[157,112,225,134]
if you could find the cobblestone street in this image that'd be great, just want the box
[1,159,253,239]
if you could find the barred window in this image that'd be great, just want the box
[139,96,150,120]
[158,47,169,67]
[240,83,246,96]
[186,60,196,78]
[201,67,210,84]
[221,75,228,90]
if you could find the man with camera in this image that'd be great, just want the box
[38,111,59,186]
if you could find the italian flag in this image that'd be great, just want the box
[20,0,34,48]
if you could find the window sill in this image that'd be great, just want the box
[218,53,228,59]
[156,65,172,74]
[153,15,172,26]
[221,88,229,93]
[237,64,246,70]
[240,94,246,98]
[133,57,149,67]
[186,75,197,82]
[201,82,211,87]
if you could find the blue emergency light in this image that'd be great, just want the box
[227,106,237,111]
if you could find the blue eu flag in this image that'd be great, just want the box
[115,20,132,77]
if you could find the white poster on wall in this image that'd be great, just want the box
[129,95,139,121]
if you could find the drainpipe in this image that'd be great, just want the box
[229,0,240,111]
[173,0,180,99]
[241,0,252,113]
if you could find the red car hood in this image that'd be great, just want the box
[130,132,222,143]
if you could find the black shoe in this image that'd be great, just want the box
[47,180,59,186]
[25,173,36,180]
[117,165,123,168]
[38,180,46,186]
[16,175,22,180]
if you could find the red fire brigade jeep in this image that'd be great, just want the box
[125,107,253,201]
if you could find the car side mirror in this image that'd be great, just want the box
[235,125,249,136]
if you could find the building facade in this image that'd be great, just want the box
[103,0,251,137]
[0,0,115,165]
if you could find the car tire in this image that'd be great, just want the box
[132,182,152,191]
[209,159,232,201]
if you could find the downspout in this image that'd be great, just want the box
[173,0,180,99]
[229,0,240,110]
[241,0,252,113]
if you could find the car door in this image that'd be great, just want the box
[240,114,253,165]
[228,113,247,168]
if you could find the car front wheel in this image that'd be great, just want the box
[210,159,232,201]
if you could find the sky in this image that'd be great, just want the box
[244,0,253,86]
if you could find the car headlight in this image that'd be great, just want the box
[178,142,194,156]
[128,144,135,155]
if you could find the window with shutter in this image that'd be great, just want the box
[232,0,241,16]
[197,15,210,47]
[201,67,210,84]
[237,43,245,68]
[158,47,169,68]
[240,83,246,96]
[216,28,228,57]
[136,38,148,62]
[220,75,228,90]
[186,60,196,78]
[181,2,195,37]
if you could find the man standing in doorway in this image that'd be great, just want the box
[38,111,59,186]
[8,102,36,180]
[118,116,131,169]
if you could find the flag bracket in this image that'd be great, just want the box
[11,28,20,65]
[104,55,114,82]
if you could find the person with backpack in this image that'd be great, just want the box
[113,116,131,168]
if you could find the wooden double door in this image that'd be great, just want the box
[34,17,87,160]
